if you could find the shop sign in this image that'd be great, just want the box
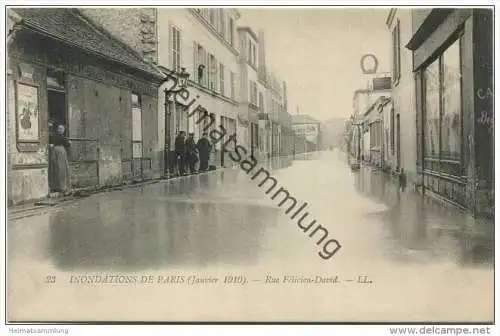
[360,54,379,74]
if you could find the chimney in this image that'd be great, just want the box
[283,81,288,112]
[258,30,266,81]
[296,106,299,115]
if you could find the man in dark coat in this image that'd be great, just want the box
[174,131,186,175]
[185,132,198,174]
[197,132,211,172]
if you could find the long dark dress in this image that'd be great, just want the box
[49,134,70,192]
[197,137,211,171]
[185,137,198,173]
[174,135,186,175]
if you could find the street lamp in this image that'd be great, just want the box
[164,67,190,177]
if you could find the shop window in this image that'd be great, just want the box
[441,39,462,161]
[422,36,462,175]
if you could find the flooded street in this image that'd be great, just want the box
[7,151,494,322]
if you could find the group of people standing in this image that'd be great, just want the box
[48,126,215,194]
[174,131,213,176]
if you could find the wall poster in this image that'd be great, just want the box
[16,83,39,142]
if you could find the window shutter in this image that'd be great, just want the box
[213,56,218,91]
[193,41,197,82]
[204,49,208,86]
[178,29,182,72]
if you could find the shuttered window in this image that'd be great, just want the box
[169,25,181,72]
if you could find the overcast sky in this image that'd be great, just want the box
[238,8,391,122]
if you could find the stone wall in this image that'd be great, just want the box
[79,8,158,63]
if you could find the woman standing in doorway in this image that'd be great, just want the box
[49,123,71,195]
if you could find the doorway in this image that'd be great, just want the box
[47,83,68,193]
[396,114,401,170]
[48,90,67,126]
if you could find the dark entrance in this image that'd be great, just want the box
[47,74,67,193]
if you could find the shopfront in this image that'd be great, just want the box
[7,9,164,204]
[407,8,493,218]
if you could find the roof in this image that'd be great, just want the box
[292,114,321,125]
[12,8,165,80]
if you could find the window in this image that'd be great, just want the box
[218,9,225,37]
[424,59,440,161]
[131,93,142,158]
[230,72,236,99]
[249,81,258,105]
[392,20,401,84]
[370,121,382,148]
[252,44,257,66]
[195,43,204,84]
[171,26,181,72]
[441,39,462,161]
[422,37,462,175]
[209,9,216,25]
[219,63,225,95]
[251,123,259,149]
[247,41,257,66]
[259,92,264,112]
[209,54,217,91]
[229,18,235,45]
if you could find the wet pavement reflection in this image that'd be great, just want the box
[7,150,494,322]
[353,166,494,267]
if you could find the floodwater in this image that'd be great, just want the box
[7,150,494,322]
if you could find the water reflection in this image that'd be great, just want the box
[48,173,280,271]
[353,167,494,267]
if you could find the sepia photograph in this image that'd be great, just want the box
[3,3,496,331]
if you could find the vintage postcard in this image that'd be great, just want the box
[4,5,495,327]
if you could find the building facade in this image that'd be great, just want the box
[406,8,493,218]
[156,8,241,173]
[291,114,322,153]
[361,96,392,167]
[321,117,346,150]
[237,26,261,158]
[256,30,271,160]
[386,8,418,181]
[7,8,165,204]
[266,72,283,157]
[279,82,294,157]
